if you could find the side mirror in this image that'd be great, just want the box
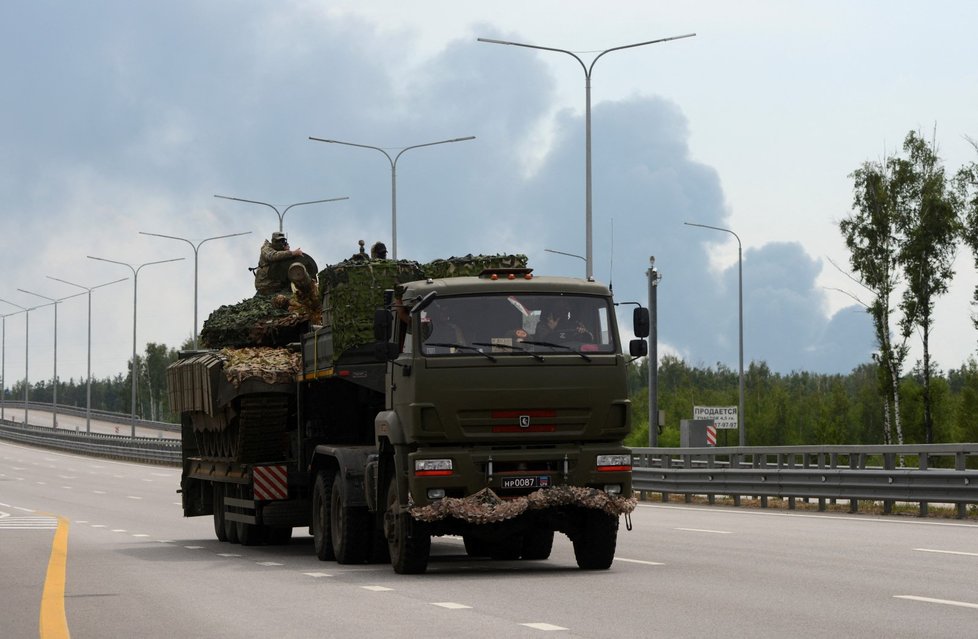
[374,308,392,341]
[633,307,650,338]
[629,339,648,358]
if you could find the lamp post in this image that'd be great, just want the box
[544,248,587,264]
[308,135,476,260]
[478,33,695,281]
[17,288,86,429]
[87,256,183,437]
[139,231,251,350]
[0,298,53,426]
[213,195,348,233]
[648,256,663,447]
[47,276,127,433]
[1,310,26,422]
[684,222,745,446]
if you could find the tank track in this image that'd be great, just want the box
[193,394,291,463]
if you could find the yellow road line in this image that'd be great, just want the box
[39,516,70,639]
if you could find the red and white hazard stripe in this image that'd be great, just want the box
[706,424,717,447]
[253,465,288,501]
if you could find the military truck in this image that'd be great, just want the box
[169,253,648,573]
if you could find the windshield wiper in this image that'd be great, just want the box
[472,342,545,362]
[519,340,592,362]
[424,343,497,362]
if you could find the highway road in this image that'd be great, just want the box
[1,406,179,439]
[2,439,977,638]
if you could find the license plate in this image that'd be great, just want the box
[501,475,549,489]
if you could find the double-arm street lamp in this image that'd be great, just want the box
[87,256,184,437]
[0,297,54,426]
[478,34,695,280]
[17,288,87,429]
[684,221,745,446]
[139,231,251,350]
[213,195,349,233]
[47,276,128,433]
[308,135,476,261]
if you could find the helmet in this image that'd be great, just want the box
[271,232,287,244]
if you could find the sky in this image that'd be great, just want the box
[1,1,977,388]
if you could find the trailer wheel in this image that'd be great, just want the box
[224,484,240,544]
[521,528,554,560]
[384,477,429,574]
[212,483,228,542]
[330,471,371,563]
[235,484,266,546]
[572,511,618,570]
[312,471,335,561]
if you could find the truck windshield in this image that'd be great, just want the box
[420,294,615,357]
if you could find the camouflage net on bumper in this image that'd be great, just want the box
[409,486,636,524]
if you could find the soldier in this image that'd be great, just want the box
[286,262,323,324]
[255,232,304,295]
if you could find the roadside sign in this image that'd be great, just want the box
[693,405,738,430]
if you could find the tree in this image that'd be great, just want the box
[892,130,962,443]
[841,155,907,445]
[955,138,978,330]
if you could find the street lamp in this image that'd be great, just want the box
[0,298,54,426]
[684,221,745,446]
[308,135,476,260]
[544,248,587,264]
[47,276,127,433]
[1,310,26,422]
[478,33,695,280]
[213,195,349,233]
[139,231,251,350]
[17,288,86,429]
[648,256,663,447]
[87,256,184,437]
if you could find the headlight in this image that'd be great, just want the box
[415,458,453,476]
[596,454,632,471]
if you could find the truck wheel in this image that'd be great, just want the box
[224,485,240,544]
[572,511,619,570]
[462,534,492,557]
[330,470,371,563]
[235,485,266,546]
[312,471,335,561]
[384,477,430,574]
[212,483,228,542]
[521,529,554,560]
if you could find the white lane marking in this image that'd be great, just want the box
[432,602,472,610]
[217,553,241,557]
[132,534,150,538]
[90,524,106,528]
[362,586,393,592]
[257,562,283,566]
[642,503,978,528]
[93,490,106,494]
[676,527,733,534]
[0,516,58,530]
[616,557,665,566]
[304,572,333,578]
[521,623,568,631]
[126,496,142,500]
[184,546,204,549]
[895,595,978,610]
[914,548,978,558]
[112,529,127,533]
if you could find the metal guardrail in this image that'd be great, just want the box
[0,401,179,432]
[0,419,181,465]
[631,445,978,519]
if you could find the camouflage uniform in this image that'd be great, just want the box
[254,236,294,295]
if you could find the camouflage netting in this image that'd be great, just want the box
[409,486,637,524]
[319,258,425,357]
[199,295,307,349]
[318,253,529,359]
[423,253,528,279]
[218,347,302,387]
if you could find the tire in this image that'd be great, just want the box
[462,534,492,558]
[235,484,266,546]
[521,528,554,560]
[384,477,430,574]
[330,471,371,564]
[212,483,228,542]
[312,471,335,561]
[572,511,619,570]
[224,484,240,544]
